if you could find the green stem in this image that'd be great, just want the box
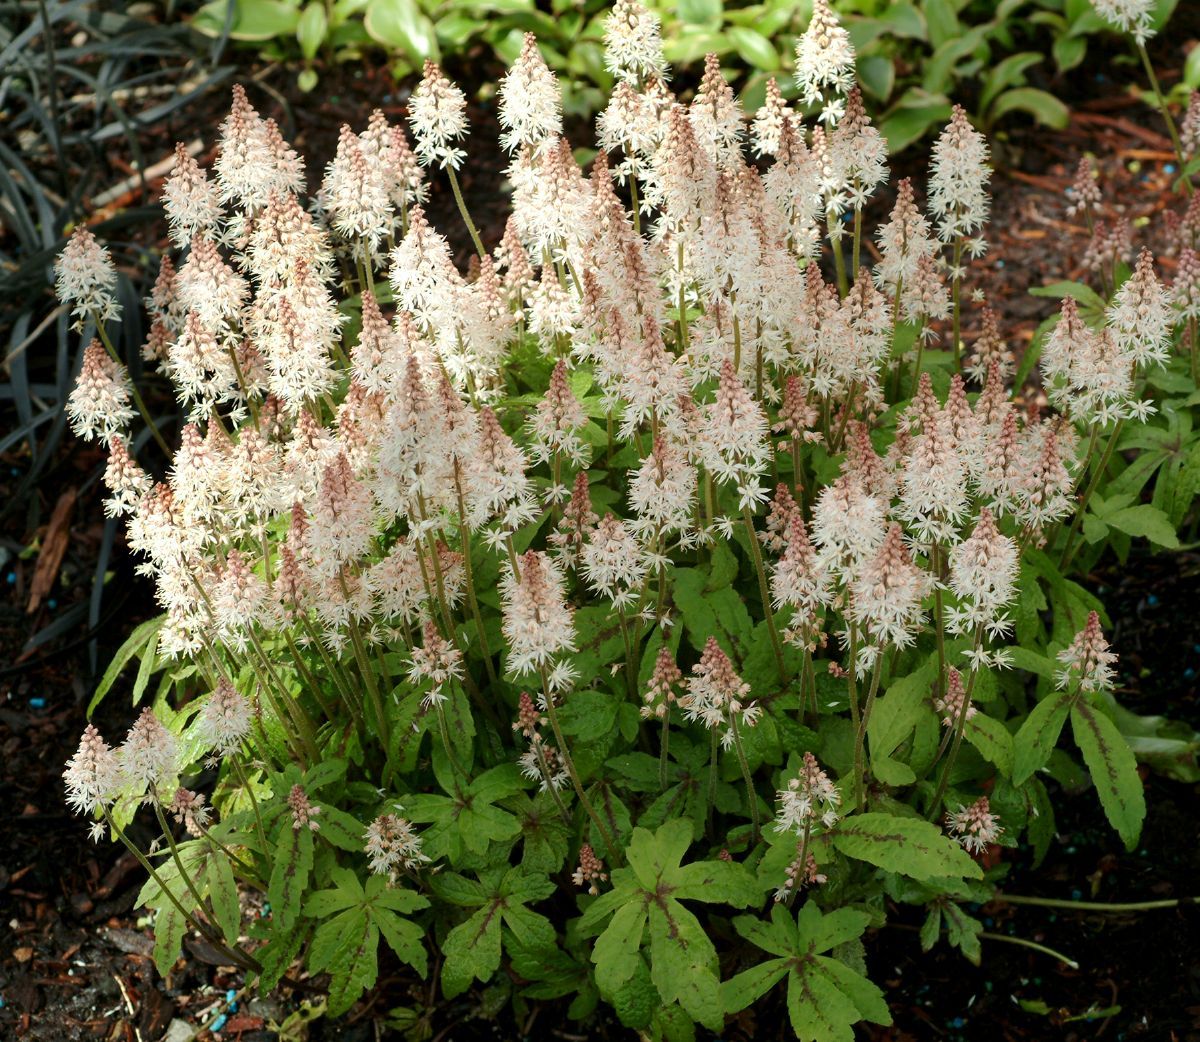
[827,211,848,298]
[929,627,984,815]
[853,660,883,810]
[978,931,1079,970]
[993,893,1200,912]
[93,318,171,455]
[851,205,863,279]
[197,824,263,887]
[282,630,336,724]
[742,505,788,683]
[447,165,487,258]
[102,807,258,974]
[540,667,619,860]
[346,612,390,746]
[729,718,761,845]
[706,728,719,831]
[1060,418,1125,572]
[435,698,469,788]
[248,629,319,764]
[658,713,671,792]
[1136,42,1192,196]
[231,757,268,855]
[454,465,498,685]
[950,235,964,370]
[532,738,573,823]
[153,799,214,918]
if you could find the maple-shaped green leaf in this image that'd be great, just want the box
[303,868,429,1014]
[404,764,525,861]
[723,903,891,1042]
[437,867,558,998]
[583,820,763,1031]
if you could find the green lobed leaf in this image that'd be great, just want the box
[1013,690,1073,786]
[152,900,187,978]
[964,712,1015,777]
[592,900,648,995]
[1071,702,1146,850]
[373,906,428,977]
[721,957,789,1015]
[786,959,866,1042]
[441,901,504,997]
[88,615,164,716]
[268,823,315,934]
[831,813,983,882]
[868,657,938,758]
[1100,504,1179,549]
[206,852,240,947]
[648,899,723,1030]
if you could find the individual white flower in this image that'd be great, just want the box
[946,508,1018,637]
[850,523,933,659]
[162,144,223,247]
[678,637,760,749]
[580,514,647,609]
[197,678,253,757]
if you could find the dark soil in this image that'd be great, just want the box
[3,20,1200,1042]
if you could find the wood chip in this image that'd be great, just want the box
[27,488,76,614]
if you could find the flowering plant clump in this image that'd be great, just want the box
[59,4,1198,1038]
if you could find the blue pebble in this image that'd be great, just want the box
[29,698,46,709]
[227,1000,238,1014]
[211,1013,227,1032]
[47,599,57,610]
[1147,594,1159,607]
[949,1018,966,1029]
[1071,889,1082,900]
[226,989,237,1003]
[984,917,994,927]
[1185,668,1195,680]
[5,573,14,585]
[0,996,5,1008]
[1166,163,1177,174]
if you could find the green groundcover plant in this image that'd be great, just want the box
[57,1,1200,1038]
[189,0,1190,148]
